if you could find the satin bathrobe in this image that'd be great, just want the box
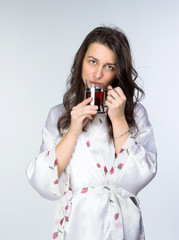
[26,102,157,240]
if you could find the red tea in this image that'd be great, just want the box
[85,89,105,113]
[85,91,91,99]
[94,90,104,107]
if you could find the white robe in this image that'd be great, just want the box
[26,103,157,240]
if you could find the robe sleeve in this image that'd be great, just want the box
[26,105,70,201]
[117,103,157,197]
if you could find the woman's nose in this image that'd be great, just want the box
[94,66,103,79]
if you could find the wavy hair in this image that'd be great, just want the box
[57,26,144,139]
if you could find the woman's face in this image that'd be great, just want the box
[82,42,116,88]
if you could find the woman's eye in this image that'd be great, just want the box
[106,65,113,70]
[89,60,96,65]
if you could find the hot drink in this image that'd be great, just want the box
[85,84,107,113]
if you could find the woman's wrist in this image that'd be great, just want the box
[67,126,81,139]
[111,115,127,127]
[113,129,131,141]
[111,116,129,137]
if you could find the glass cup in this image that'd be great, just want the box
[85,83,108,113]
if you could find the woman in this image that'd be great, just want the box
[26,26,157,240]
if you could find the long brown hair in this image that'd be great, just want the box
[57,26,144,138]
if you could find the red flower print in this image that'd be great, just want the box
[86,140,90,147]
[47,151,50,156]
[104,166,108,174]
[109,167,114,174]
[118,163,124,169]
[81,188,88,193]
[60,218,64,226]
[53,179,58,184]
[119,148,124,154]
[114,213,119,220]
[54,159,57,166]
[69,187,72,191]
[65,205,68,211]
[96,163,101,168]
[65,216,69,222]
[53,232,58,239]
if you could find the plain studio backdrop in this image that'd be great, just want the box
[0,0,178,239]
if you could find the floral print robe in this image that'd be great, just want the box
[26,103,157,240]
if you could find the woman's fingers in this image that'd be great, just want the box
[106,95,115,104]
[113,87,126,101]
[105,99,112,108]
[72,105,98,117]
[74,97,92,110]
[107,88,119,100]
[104,86,127,122]
[71,97,98,123]
[69,97,99,136]
[107,86,126,102]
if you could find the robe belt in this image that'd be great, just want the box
[55,185,124,239]
[72,185,124,239]
[72,184,123,195]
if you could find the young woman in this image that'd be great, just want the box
[26,26,157,240]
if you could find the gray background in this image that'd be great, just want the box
[0,0,179,239]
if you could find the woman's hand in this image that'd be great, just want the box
[105,85,127,123]
[68,97,98,137]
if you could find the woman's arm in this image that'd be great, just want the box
[55,97,98,177]
[111,116,130,155]
[105,85,130,155]
[106,86,157,196]
[115,104,157,196]
[26,98,97,200]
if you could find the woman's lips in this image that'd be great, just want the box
[89,81,101,85]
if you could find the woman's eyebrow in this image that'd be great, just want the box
[87,56,98,61]
[87,56,116,65]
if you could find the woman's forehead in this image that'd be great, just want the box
[85,42,116,63]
